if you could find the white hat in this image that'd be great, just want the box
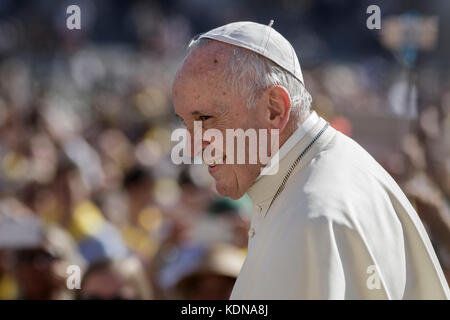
[0,200,43,249]
[198,20,304,85]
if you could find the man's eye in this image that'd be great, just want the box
[198,115,212,121]
[175,114,186,126]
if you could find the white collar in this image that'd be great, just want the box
[255,111,319,181]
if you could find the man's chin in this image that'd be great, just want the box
[214,181,243,200]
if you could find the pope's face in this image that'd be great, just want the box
[172,42,263,199]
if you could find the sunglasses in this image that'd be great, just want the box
[16,249,56,265]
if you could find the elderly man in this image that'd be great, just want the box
[172,21,449,299]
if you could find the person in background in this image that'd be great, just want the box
[173,244,245,300]
[15,247,61,300]
[14,224,85,300]
[0,249,18,299]
[0,197,83,299]
[77,257,152,300]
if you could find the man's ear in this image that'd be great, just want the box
[264,86,291,130]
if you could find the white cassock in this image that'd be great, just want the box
[230,112,449,300]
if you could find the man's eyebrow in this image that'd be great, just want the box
[191,110,214,116]
[192,105,224,116]
[174,111,210,120]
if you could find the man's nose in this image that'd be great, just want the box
[187,129,209,159]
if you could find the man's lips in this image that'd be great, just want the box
[208,163,222,174]
[207,155,226,169]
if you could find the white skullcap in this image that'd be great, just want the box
[198,20,304,85]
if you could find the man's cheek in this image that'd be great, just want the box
[219,165,235,182]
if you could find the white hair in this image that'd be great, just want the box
[187,38,312,120]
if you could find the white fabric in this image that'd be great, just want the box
[257,111,319,180]
[231,116,450,300]
[199,21,304,84]
[277,111,318,160]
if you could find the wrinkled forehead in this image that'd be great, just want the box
[173,41,233,92]
[172,42,235,114]
[183,40,233,76]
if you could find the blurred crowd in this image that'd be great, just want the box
[0,0,449,299]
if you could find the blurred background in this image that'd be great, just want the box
[0,0,449,299]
